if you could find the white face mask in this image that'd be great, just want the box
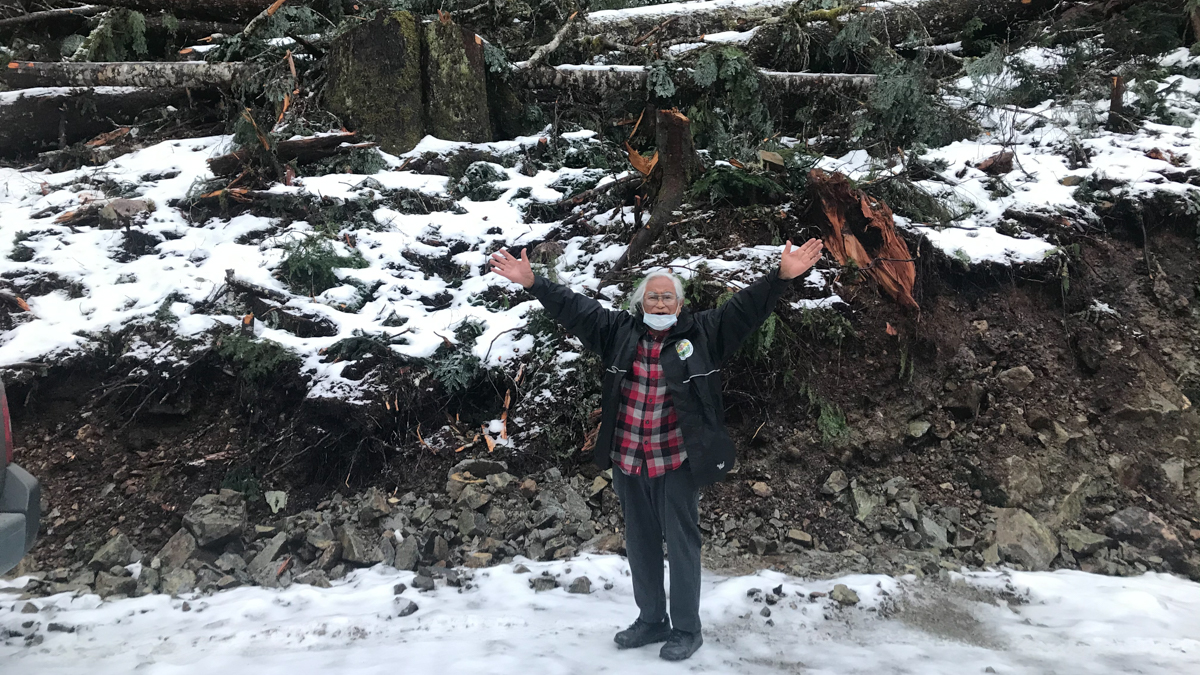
[642,312,678,331]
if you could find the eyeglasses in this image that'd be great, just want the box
[644,293,677,305]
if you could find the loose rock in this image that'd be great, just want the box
[822,471,850,495]
[1106,507,1187,564]
[568,576,592,594]
[997,366,1035,393]
[90,533,136,570]
[995,508,1059,570]
[155,529,197,572]
[830,584,859,606]
[182,491,248,548]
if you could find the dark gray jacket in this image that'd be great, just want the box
[528,268,791,485]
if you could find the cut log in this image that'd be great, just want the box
[207,132,367,177]
[0,61,248,89]
[601,108,703,285]
[0,86,217,158]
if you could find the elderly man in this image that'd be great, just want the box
[489,238,824,661]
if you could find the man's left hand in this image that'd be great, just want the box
[780,238,824,280]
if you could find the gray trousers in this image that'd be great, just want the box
[612,463,702,633]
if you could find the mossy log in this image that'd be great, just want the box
[0,86,217,158]
[0,61,248,89]
[324,11,425,155]
[423,19,493,144]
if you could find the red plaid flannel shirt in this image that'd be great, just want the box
[611,329,687,477]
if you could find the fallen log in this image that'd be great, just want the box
[0,61,249,89]
[0,86,217,158]
[0,5,104,28]
[583,0,793,45]
[517,64,876,98]
[207,132,368,176]
[96,0,276,20]
[745,0,1058,70]
[583,0,1055,71]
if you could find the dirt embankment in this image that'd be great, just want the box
[4,208,1199,583]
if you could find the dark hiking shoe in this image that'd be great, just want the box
[659,629,703,661]
[613,618,672,649]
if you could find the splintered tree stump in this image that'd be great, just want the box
[324,11,425,155]
[602,108,703,285]
[423,18,493,143]
[804,169,919,310]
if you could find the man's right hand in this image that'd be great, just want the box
[489,247,535,289]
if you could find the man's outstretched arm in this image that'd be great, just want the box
[489,247,626,355]
[700,239,824,364]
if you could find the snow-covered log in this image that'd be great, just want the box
[0,61,248,89]
[583,0,794,44]
[584,0,1056,47]
[0,87,210,157]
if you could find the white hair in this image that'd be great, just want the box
[629,270,685,314]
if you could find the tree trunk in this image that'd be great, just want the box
[423,17,493,144]
[0,86,216,158]
[207,131,366,176]
[601,108,703,285]
[324,10,424,155]
[97,0,275,20]
[0,61,248,89]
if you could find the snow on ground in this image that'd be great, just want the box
[7,43,1200,398]
[2,555,1198,674]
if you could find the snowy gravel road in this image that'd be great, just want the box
[3,555,1198,675]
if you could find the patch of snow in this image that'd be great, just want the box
[2,558,1198,674]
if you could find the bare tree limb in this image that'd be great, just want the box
[241,0,289,39]
[516,10,583,70]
